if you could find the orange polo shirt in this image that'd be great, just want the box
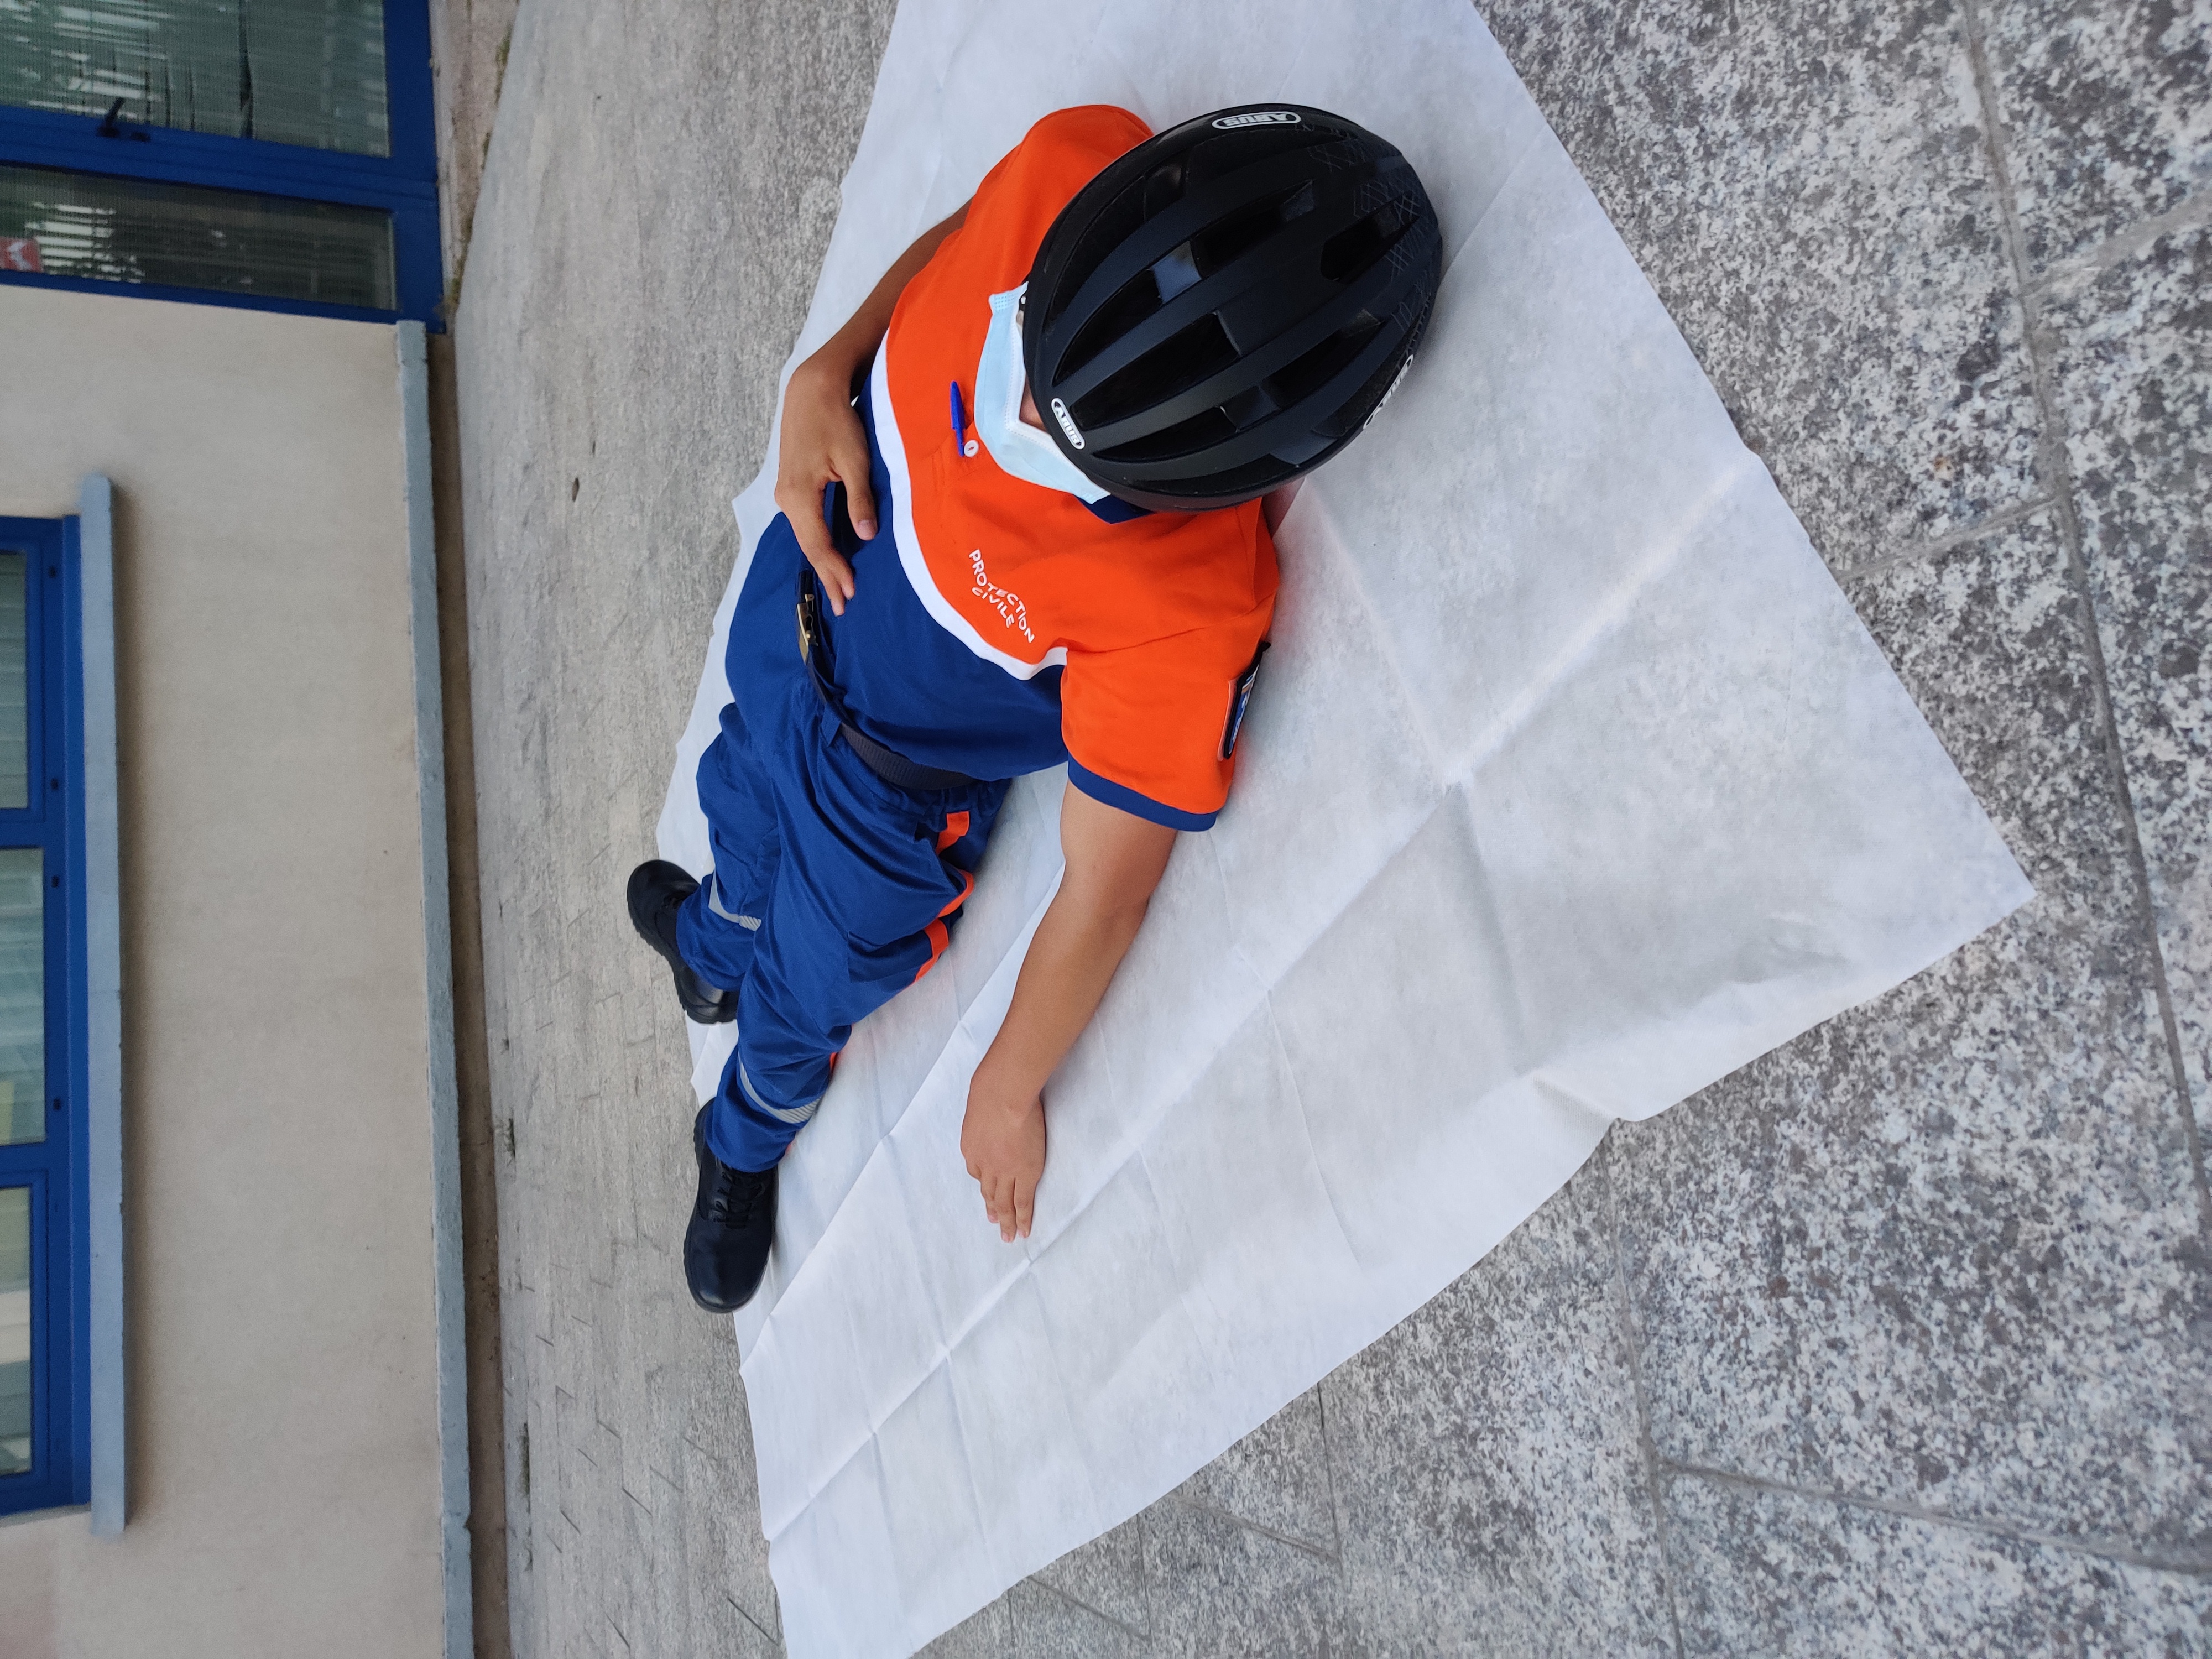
[827,106,1278,829]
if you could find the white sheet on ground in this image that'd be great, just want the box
[654,2,2033,1652]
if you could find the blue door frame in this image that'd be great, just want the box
[0,515,92,1517]
[0,0,442,327]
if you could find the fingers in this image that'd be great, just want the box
[961,1132,1037,1244]
[978,1172,1036,1243]
[773,373,872,613]
[984,1173,1015,1243]
[808,547,857,615]
[777,514,851,612]
[965,1157,990,1213]
[968,1161,993,1225]
[776,478,832,567]
[833,430,879,542]
[777,485,854,614]
[967,1157,1001,1230]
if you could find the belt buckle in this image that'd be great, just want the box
[795,572,820,664]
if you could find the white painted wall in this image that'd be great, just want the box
[0,285,445,1659]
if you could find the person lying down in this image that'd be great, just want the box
[629,102,1443,1313]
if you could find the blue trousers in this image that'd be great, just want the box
[677,514,1007,1172]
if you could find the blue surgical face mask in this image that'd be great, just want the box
[975,284,1109,503]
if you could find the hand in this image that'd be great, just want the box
[961,1066,1046,1243]
[773,351,878,615]
[761,200,969,615]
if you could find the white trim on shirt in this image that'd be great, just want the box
[872,344,1070,681]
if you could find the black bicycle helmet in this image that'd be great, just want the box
[1022,103,1442,512]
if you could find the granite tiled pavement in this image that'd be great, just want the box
[445,0,2211,1651]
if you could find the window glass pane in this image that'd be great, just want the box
[0,1186,27,1477]
[0,555,23,811]
[0,164,394,309]
[0,0,390,156]
[0,849,42,1149]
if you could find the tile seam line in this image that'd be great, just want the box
[1958,0,2212,1229]
[1029,1574,1151,1642]
[722,1590,780,1650]
[1601,1138,1688,1657]
[1830,493,2057,584]
[1163,1492,1342,1564]
[1313,1381,1345,1563]
[1659,1460,2212,1576]
[2024,187,2211,298]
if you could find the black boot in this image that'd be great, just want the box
[685,1107,777,1312]
[627,860,739,1025]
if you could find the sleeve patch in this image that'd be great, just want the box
[1219,641,1270,760]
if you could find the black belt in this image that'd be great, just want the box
[795,567,985,794]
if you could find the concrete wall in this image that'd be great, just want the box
[0,286,445,1659]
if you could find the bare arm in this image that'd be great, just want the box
[773,201,971,614]
[961,784,1178,1241]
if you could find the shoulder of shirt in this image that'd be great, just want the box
[1067,505,1278,633]
[1006,105,1154,176]
[1119,498,1272,552]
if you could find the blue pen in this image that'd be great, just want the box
[949,380,976,458]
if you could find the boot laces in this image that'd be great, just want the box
[705,1160,770,1229]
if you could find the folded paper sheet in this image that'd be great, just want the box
[655,2,2033,1651]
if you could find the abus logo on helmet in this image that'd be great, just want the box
[1360,356,1415,436]
[1212,110,1301,129]
[1049,398,1086,450]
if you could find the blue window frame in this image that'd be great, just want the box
[0,515,91,1517]
[0,1,440,326]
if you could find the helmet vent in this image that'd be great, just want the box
[1221,383,1281,428]
[1045,176,1149,332]
[1319,198,1420,282]
[1152,241,1202,303]
[1071,314,1239,428]
[1062,267,1169,378]
[1141,159,1186,217]
[1266,312,1381,408]
[1314,304,1430,437]
[1098,405,1237,465]
[1190,186,1310,275]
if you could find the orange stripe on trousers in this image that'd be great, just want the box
[913,919,951,984]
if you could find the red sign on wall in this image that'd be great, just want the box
[1,238,43,273]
